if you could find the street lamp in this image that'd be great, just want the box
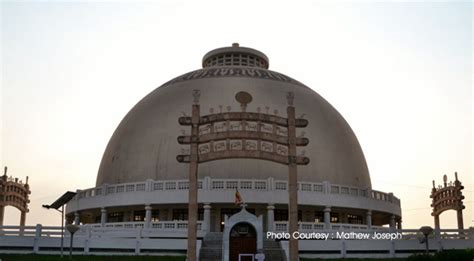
[43,204,64,258]
[66,224,80,259]
[419,226,434,255]
[42,191,77,258]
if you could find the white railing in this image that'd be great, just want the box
[274,222,387,232]
[0,224,472,257]
[75,177,400,206]
[88,221,202,230]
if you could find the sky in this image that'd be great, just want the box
[1,1,472,229]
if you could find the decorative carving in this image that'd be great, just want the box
[287,92,295,106]
[199,125,212,135]
[192,89,201,104]
[198,144,210,154]
[0,166,30,226]
[230,141,242,150]
[229,122,241,131]
[245,141,257,150]
[162,67,306,88]
[261,142,273,152]
[276,145,288,156]
[430,172,465,230]
[214,142,226,152]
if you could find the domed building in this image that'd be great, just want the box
[66,44,401,259]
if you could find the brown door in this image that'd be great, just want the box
[229,223,257,261]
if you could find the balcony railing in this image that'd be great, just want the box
[75,177,400,205]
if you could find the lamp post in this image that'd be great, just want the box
[66,224,79,259]
[419,226,434,255]
[43,204,64,258]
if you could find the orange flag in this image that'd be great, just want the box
[234,189,243,205]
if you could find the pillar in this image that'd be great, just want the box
[457,209,464,230]
[286,93,299,261]
[145,205,152,228]
[434,215,440,230]
[187,95,200,261]
[267,204,275,231]
[366,210,372,229]
[20,211,26,236]
[203,203,211,232]
[389,215,396,230]
[20,211,26,227]
[74,212,80,225]
[100,207,107,226]
[324,206,331,229]
[397,219,402,229]
[0,206,4,226]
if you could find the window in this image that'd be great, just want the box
[314,211,324,223]
[173,209,188,221]
[330,213,339,223]
[134,210,146,221]
[274,209,302,222]
[348,214,363,224]
[108,212,124,223]
[151,210,160,222]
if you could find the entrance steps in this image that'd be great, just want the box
[199,232,223,261]
[263,238,286,261]
[199,233,286,261]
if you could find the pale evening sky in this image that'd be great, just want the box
[1,1,472,229]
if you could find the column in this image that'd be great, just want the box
[74,212,80,225]
[100,207,107,226]
[366,210,372,229]
[20,211,26,227]
[0,206,4,226]
[145,205,152,228]
[389,215,396,230]
[457,209,464,230]
[324,206,331,229]
[203,203,211,232]
[397,219,402,230]
[286,93,299,261]
[20,211,26,236]
[187,97,200,261]
[267,204,275,231]
[434,215,440,229]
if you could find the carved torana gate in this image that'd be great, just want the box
[430,172,465,230]
[0,166,31,227]
[177,90,309,261]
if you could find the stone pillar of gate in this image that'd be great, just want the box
[266,204,275,231]
[457,209,464,230]
[20,211,26,227]
[0,206,4,226]
[434,215,440,230]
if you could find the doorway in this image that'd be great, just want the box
[229,222,257,261]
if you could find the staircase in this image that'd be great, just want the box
[263,239,286,261]
[199,233,286,261]
[199,232,223,261]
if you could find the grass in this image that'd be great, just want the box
[0,255,186,261]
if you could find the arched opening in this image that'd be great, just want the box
[229,222,257,261]
[1,205,21,225]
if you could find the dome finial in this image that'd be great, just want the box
[202,44,269,69]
